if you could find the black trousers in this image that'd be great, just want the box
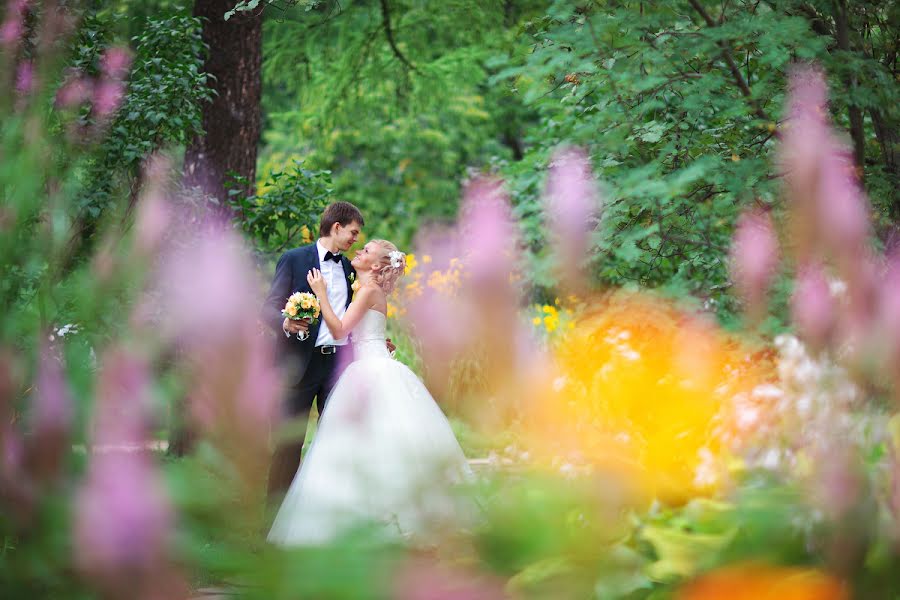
[266,345,351,504]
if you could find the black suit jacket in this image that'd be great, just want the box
[263,243,355,385]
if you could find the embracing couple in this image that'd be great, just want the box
[263,202,471,545]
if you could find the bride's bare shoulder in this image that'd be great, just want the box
[356,283,385,302]
[360,283,387,310]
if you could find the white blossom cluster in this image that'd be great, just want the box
[730,334,880,477]
[49,323,80,341]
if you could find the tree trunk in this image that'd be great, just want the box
[833,0,866,178]
[870,108,900,219]
[183,0,262,210]
[173,1,262,457]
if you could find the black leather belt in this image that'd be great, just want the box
[316,345,338,355]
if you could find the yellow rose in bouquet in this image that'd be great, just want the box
[282,291,321,327]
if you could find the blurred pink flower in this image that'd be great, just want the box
[779,65,831,261]
[791,261,834,350]
[0,18,22,47]
[159,224,279,447]
[25,345,73,482]
[458,177,519,284]
[92,348,153,447]
[1,425,22,473]
[406,228,468,388]
[160,226,261,346]
[55,75,91,108]
[0,0,27,48]
[808,444,864,523]
[544,146,600,287]
[818,147,869,258]
[15,60,33,94]
[781,65,829,173]
[101,46,132,78]
[879,255,900,378]
[74,451,172,570]
[729,208,779,318]
[218,330,280,434]
[394,557,506,600]
[93,79,126,119]
[134,157,173,256]
[74,348,174,594]
[786,64,828,123]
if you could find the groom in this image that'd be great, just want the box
[264,201,365,502]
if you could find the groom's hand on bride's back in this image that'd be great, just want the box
[386,338,396,354]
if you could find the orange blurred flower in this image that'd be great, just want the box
[523,292,774,503]
[677,563,848,600]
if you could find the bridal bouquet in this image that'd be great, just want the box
[283,292,321,340]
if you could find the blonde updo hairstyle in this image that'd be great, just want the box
[369,239,406,294]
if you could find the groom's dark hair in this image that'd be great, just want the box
[319,201,365,237]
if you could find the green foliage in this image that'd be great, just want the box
[75,10,212,225]
[257,0,897,326]
[257,0,546,247]
[228,161,333,257]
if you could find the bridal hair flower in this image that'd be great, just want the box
[389,250,406,270]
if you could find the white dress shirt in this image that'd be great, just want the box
[314,240,350,347]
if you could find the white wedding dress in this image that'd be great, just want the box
[267,309,473,546]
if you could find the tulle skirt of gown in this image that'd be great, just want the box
[267,313,472,546]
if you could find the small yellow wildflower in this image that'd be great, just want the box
[543,315,559,332]
[404,280,422,298]
[404,254,418,275]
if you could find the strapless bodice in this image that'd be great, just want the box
[351,310,390,360]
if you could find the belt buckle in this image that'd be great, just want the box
[319,345,336,355]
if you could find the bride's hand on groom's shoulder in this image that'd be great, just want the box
[306,268,327,295]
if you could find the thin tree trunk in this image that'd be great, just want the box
[183,0,262,211]
[870,108,900,219]
[833,0,866,178]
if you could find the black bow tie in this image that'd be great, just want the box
[323,251,342,263]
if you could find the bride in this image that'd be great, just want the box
[267,239,472,546]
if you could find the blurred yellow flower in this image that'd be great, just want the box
[404,253,418,275]
[422,255,432,264]
[677,563,848,600]
[427,268,462,296]
[404,280,422,297]
[531,304,570,335]
[300,298,312,310]
[285,305,298,317]
[524,292,774,503]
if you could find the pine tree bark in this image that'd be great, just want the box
[183,0,262,210]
